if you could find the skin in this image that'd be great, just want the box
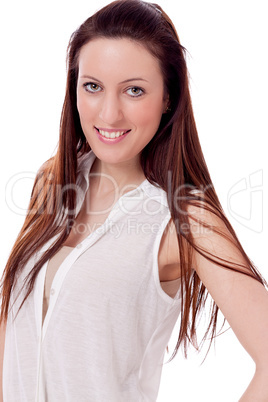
[76,37,168,186]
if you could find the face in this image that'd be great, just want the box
[76,38,168,167]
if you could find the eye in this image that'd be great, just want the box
[83,82,102,93]
[126,87,144,97]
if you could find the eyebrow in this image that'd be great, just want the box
[80,75,149,84]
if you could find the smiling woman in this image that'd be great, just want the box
[1,1,268,401]
[76,37,167,166]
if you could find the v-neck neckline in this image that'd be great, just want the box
[64,151,149,248]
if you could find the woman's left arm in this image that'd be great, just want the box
[188,204,268,401]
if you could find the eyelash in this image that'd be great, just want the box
[82,82,145,98]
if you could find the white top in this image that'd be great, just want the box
[3,150,182,402]
[42,246,181,325]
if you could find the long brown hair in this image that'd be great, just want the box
[1,0,266,358]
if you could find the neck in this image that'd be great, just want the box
[89,155,146,196]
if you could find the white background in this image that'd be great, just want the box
[0,0,267,401]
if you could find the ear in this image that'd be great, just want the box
[163,97,171,114]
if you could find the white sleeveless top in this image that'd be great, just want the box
[42,246,180,324]
[3,151,182,402]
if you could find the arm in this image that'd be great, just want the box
[0,320,6,402]
[188,204,268,401]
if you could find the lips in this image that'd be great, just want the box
[94,127,131,144]
[95,127,131,139]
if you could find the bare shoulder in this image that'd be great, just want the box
[158,198,239,281]
[186,199,226,231]
[185,199,251,279]
[158,199,218,270]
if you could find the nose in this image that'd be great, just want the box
[98,93,123,125]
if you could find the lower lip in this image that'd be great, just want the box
[95,127,131,144]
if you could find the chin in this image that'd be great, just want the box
[90,146,140,167]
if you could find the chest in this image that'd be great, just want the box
[63,183,177,278]
[65,188,117,246]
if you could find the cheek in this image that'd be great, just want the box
[131,98,164,133]
[77,94,96,122]
[77,96,86,120]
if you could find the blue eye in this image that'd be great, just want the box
[126,87,144,97]
[84,83,102,93]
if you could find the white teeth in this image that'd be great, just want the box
[99,129,126,139]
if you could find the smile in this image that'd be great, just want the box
[95,127,131,139]
[94,127,131,144]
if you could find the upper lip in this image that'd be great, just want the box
[95,127,130,133]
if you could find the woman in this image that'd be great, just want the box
[1,0,268,400]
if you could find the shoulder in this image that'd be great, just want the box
[184,197,250,282]
[158,196,233,278]
[158,191,212,268]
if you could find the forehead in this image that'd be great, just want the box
[77,37,163,81]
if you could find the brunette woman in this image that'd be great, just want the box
[1,1,268,401]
